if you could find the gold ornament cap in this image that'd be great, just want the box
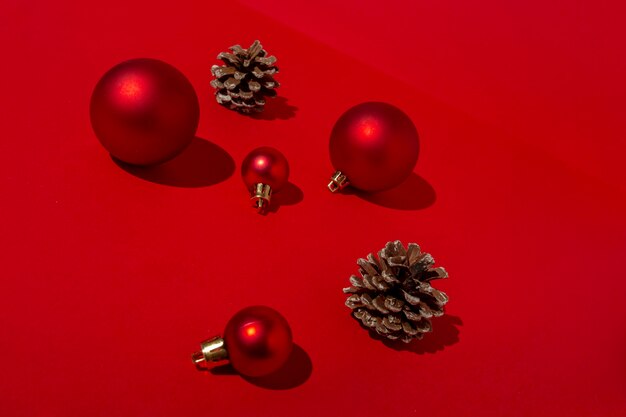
[250,183,272,212]
[191,336,228,370]
[328,170,350,192]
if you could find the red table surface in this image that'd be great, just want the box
[1,1,625,416]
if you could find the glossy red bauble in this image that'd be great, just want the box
[90,58,199,166]
[241,147,290,191]
[223,306,293,377]
[329,102,420,192]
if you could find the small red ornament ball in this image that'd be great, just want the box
[241,147,290,190]
[90,58,200,166]
[223,306,293,377]
[329,102,420,192]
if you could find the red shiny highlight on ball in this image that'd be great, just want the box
[244,324,258,337]
[224,306,293,377]
[359,117,380,139]
[329,102,419,192]
[119,76,142,98]
[241,147,290,191]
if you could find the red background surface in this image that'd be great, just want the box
[1,1,626,416]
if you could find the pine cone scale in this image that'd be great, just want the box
[349,275,363,287]
[372,296,390,314]
[217,52,240,64]
[384,296,403,312]
[403,309,421,321]
[402,290,421,305]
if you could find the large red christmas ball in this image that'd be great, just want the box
[223,306,293,377]
[241,147,290,191]
[90,58,199,166]
[329,102,420,192]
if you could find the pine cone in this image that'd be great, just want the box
[343,241,449,343]
[210,40,279,114]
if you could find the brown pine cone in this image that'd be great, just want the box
[210,40,279,114]
[343,241,449,343]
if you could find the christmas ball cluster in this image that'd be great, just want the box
[89,41,448,377]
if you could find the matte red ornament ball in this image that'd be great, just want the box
[241,147,290,191]
[329,102,420,192]
[223,306,293,377]
[90,58,200,166]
